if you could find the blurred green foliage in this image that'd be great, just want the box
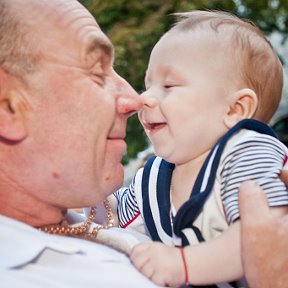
[79,0,288,164]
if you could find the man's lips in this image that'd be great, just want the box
[107,136,125,140]
[107,137,127,154]
[107,132,126,140]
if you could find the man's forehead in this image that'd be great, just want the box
[16,0,114,55]
[15,0,97,28]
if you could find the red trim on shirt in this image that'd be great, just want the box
[283,155,288,166]
[122,211,141,228]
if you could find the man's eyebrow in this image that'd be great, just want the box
[86,35,114,60]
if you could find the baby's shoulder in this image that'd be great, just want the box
[225,129,287,156]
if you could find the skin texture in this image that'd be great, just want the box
[239,177,288,288]
[0,0,142,227]
[130,242,184,287]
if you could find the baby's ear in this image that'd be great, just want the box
[224,88,258,128]
[0,69,28,142]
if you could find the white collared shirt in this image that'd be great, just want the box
[0,214,158,288]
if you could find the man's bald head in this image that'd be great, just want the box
[0,0,95,81]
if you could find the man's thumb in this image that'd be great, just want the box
[238,181,269,224]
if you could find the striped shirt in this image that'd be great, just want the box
[220,130,288,224]
[114,119,288,246]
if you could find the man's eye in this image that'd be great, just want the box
[90,61,106,86]
[92,74,105,86]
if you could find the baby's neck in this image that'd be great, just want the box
[171,152,209,210]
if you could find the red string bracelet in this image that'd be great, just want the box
[180,247,189,285]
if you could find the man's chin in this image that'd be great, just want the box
[103,165,124,195]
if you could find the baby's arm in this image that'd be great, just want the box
[114,172,150,235]
[131,204,288,287]
[131,220,241,287]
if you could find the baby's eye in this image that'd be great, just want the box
[164,84,178,89]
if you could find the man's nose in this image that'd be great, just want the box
[116,79,142,117]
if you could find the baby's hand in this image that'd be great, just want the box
[130,242,185,287]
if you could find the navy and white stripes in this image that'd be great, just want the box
[113,119,288,288]
[114,177,140,228]
[114,119,288,245]
[220,131,288,223]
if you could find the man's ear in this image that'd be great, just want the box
[224,88,258,128]
[0,70,28,142]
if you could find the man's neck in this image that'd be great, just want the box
[0,186,66,227]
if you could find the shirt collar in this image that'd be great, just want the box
[0,214,84,269]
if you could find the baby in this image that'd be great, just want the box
[100,10,288,287]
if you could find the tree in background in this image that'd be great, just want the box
[80,0,288,164]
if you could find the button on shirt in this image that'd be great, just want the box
[0,215,159,288]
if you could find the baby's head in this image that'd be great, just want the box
[139,11,283,163]
[166,10,283,123]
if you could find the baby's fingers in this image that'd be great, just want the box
[131,246,162,285]
[130,243,150,260]
[130,244,151,270]
[138,260,155,280]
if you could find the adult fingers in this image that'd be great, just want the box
[238,181,269,224]
[280,169,288,187]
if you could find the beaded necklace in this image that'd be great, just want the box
[39,199,114,240]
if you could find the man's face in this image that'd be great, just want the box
[19,0,141,207]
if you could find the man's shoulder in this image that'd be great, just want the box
[0,215,159,287]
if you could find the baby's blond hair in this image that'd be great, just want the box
[168,10,283,122]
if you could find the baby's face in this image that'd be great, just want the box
[139,30,238,164]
